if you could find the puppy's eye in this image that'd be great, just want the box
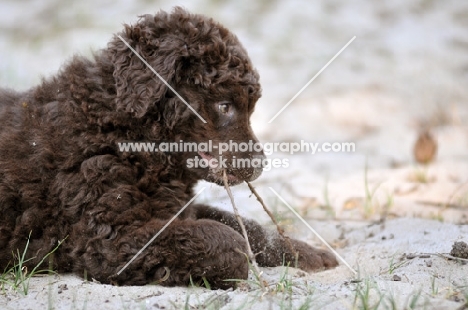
[218,102,229,114]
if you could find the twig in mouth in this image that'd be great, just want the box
[222,170,265,290]
[246,182,298,260]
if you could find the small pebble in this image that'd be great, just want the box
[57,283,68,294]
[425,259,432,267]
[296,271,306,277]
[450,295,461,302]
[392,274,401,281]
[450,241,468,259]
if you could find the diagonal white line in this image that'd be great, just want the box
[117,35,207,123]
[268,36,356,123]
[268,187,357,275]
[116,187,206,275]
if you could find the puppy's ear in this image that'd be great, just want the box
[108,19,186,118]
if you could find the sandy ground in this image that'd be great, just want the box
[2,218,467,309]
[1,0,468,309]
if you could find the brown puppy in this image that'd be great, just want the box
[0,8,337,289]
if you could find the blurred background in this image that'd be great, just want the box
[1,0,467,226]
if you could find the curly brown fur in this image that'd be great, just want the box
[0,7,337,289]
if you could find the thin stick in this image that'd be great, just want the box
[420,252,468,263]
[222,171,265,289]
[246,182,298,258]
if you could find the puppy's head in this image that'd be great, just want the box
[109,7,264,185]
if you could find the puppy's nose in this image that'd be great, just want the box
[248,154,266,181]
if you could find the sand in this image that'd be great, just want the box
[2,218,467,309]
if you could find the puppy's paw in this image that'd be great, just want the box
[289,239,338,271]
